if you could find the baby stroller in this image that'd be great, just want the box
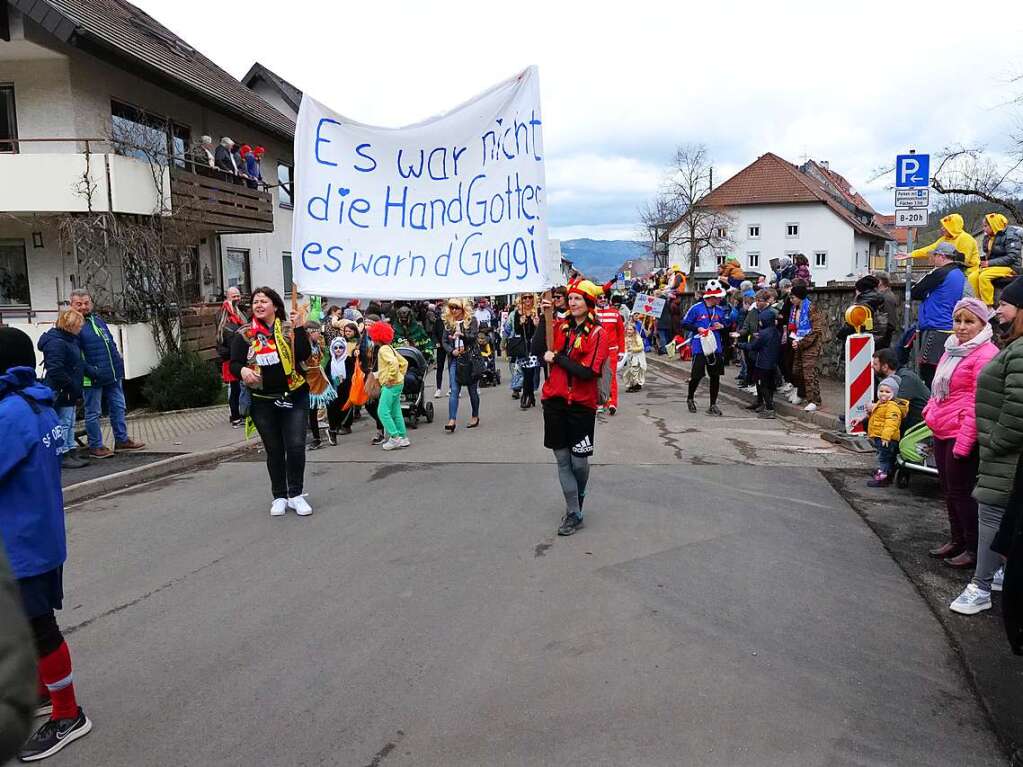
[892,420,938,489]
[475,326,502,387]
[397,346,435,428]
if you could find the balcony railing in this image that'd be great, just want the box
[169,164,274,233]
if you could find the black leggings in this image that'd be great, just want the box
[250,389,309,499]
[435,346,447,389]
[228,381,241,421]
[687,354,721,405]
[31,613,63,657]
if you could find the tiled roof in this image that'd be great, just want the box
[801,160,878,216]
[876,214,909,245]
[242,62,303,116]
[695,153,892,241]
[12,0,295,140]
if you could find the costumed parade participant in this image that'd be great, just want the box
[230,287,312,517]
[535,280,608,536]
[682,279,728,415]
[596,291,625,415]
[302,321,337,450]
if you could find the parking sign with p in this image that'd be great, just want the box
[896,154,929,188]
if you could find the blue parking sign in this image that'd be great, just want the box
[896,154,929,188]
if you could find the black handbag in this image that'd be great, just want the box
[505,335,528,358]
[455,346,485,385]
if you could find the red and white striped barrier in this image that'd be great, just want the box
[845,333,874,434]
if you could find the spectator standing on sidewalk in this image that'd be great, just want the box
[910,242,971,388]
[874,272,901,349]
[786,283,824,412]
[922,298,998,567]
[230,287,313,517]
[870,348,930,430]
[739,307,781,418]
[37,309,93,469]
[865,376,907,487]
[655,290,676,355]
[0,328,93,761]
[69,289,145,458]
[217,287,247,428]
[952,279,1023,615]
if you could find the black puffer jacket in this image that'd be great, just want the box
[985,225,1023,273]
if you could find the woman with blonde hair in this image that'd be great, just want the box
[442,297,481,431]
[504,293,540,409]
[38,309,93,469]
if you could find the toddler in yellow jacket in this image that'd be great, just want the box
[866,375,909,487]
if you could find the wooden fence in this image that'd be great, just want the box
[180,304,221,362]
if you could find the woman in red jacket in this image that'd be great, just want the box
[537,280,608,536]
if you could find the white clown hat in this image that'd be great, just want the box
[702,279,726,299]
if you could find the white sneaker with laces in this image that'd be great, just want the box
[396,436,411,448]
[433,389,445,399]
[779,382,793,393]
[804,403,818,412]
[382,437,401,451]
[789,393,803,405]
[270,498,287,517]
[288,495,313,516]
[993,567,1005,592]
[949,583,992,615]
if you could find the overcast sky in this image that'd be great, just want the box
[138,0,1023,241]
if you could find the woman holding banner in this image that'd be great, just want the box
[442,298,481,432]
[536,280,608,536]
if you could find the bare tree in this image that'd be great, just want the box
[644,144,734,275]
[930,145,1023,222]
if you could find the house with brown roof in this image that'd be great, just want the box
[670,153,892,285]
[0,0,304,374]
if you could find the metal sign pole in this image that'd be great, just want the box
[903,228,914,330]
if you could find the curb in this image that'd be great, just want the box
[63,440,259,505]
[647,355,845,431]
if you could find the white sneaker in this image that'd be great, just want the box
[270,498,287,517]
[288,495,313,516]
[433,389,445,398]
[789,392,802,405]
[744,386,758,394]
[396,436,411,448]
[949,583,992,615]
[779,382,794,393]
[992,567,1005,592]
[382,437,401,451]
[804,403,818,412]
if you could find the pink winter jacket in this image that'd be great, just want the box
[922,341,999,456]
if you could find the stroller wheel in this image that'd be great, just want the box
[425,402,435,423]
[895,470,909,489]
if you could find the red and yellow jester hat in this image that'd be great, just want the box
[566,278,603,309]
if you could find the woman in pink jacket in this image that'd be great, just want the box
[923,297,999,564]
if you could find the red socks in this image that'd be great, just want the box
[38,641,78,720]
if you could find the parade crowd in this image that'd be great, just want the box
[1,209,1023,762]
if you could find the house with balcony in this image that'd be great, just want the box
[0,0,299,373]
[668,153,893,285]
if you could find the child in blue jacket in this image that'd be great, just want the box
[739,308,782,418]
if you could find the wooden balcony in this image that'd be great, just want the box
[169,167,274,233]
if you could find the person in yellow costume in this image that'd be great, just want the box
[967,213,1023,306]
[899,213,980,270]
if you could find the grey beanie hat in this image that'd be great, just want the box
[879,375,901,397]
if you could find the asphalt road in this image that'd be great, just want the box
[54,368,1005,766]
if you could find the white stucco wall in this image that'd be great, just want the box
[0,219,66,315]
[668,202,859,285]
[1,20,295,309]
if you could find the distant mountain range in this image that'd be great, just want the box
[559,239,650,281]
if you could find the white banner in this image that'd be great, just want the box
[292,67,554,299]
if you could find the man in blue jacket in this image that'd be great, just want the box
[69,290,144,458]
[0,328,92,760]
[911,242,971,388]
